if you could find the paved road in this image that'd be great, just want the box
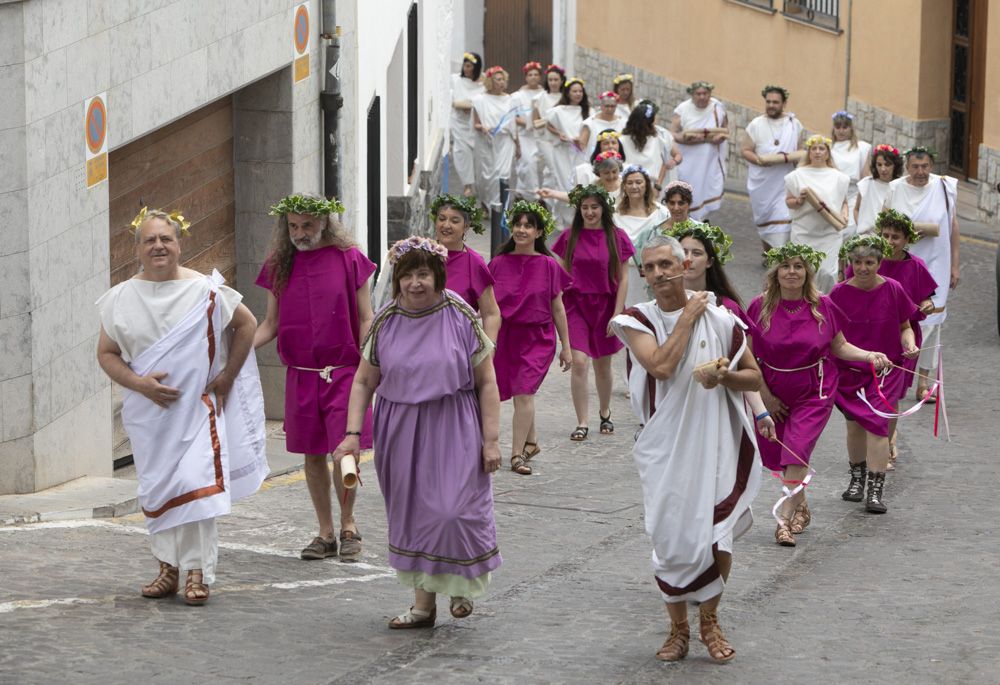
[1,194,998,684]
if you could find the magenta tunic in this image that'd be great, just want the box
[829,278,920,436]
[255,246,375,454]
[552,227,635,358]
[364,291,501,580]
[747,295,845,471]
[845,254,936,393]
[446,248,495,311]
[489,252,571,401]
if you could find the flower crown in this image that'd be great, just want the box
[506,200,557,236]
[904,146,936,161]
[874,143,901,158]
[687,80,714,93]
[484,66,507,79]
[269,194,345,217]
[598,90,619,102]
[130,207,191,236]
[875,208,920,244]
[545,63,565,75]
[663,180,693,194]
[832,110,854,121]
[593,150,623,165]
[761,84,790,100]
[522,61,542,74]
[613,73,634,86]
[621,164,649,178]
[764,243,825,272]
[462,52,478,64]
[563,77,585,90]
[805,134,833,149]
[388,236,449,265]
[664,221,734,265]
[596,130,621,142]
[840,233,893,261]
[568,184,615,213]
[429,194,486,235]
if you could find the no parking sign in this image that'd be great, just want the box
[293,2,310,83]
[84,93,108,187]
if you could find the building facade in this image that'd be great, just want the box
[0,0,460,495]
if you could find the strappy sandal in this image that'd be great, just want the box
[789,502,811,535]
[141,560,178,599]
[569,426,588,441]
[655,620,690,662]
[699,609,736,663]
[599,411,614,434]
[389,605,436,629]
[184,569,209,606]
[775,521,795,547]
[510,454,532,475]
[449,596,473,619]
[522,442,541,460]
[887,433,898,471]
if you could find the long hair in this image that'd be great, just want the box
[757,262,825,332]
[563,194,620,286]
[265,205,357,296]
[622,102,657,151]
[589,130,625,164]
[558,82,590,119]
[496,211,555,257]
[870,149,903,179]
[830,112,858,150]
[618,168,655,214]
[545,65,566,93]
[682,233,743,308]
[460,52,482,81]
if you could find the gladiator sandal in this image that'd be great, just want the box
[655,620,690,662]
[841,462,867,502]
[774,520,795,547]
[184,569,210,606]
[510,453,532,475]
[141,560,179,599]
[866,471,888,514]
[789,500,811,534]
[522,442,541,460]
[699,608,736,663]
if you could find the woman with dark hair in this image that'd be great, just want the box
[665,221,745,324]
[532,64,567,189]
[854,144,903,235]
[451,52,485,198]
[830,234,920,514]
[334,236,502,628]
[830,111,872,236]
[617,165,668,306]
[621,100,682,192]
[581,91,626,156]
[612,73,638,117]
[544,77,590,192]
[551,184,634,441]
[489,201,572,475]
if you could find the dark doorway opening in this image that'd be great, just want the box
[367,96,382,274]
[483,0,553,91]
[407,2,418,182]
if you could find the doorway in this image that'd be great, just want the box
[483,0,553,91]
[948,0,987,178]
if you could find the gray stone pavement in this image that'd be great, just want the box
[1,192,999,684]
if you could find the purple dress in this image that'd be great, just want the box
[363,291,501,581]
[256,246,374,453]
[747,295,845,471]
[830,278,920,436]
[489,253,571,401]
[552,227,635,358]
[845,254,936,393]
[446,248,495,311]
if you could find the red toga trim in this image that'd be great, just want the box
[622,307,659,417]
[654,543,722,596]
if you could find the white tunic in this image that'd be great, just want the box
[511,86,544,194]
[745,113,803,238]
[545,104,588,190]
[472,92,517,206]
[784,166,849,293]
[620,133,667,186]
[854,176,890,235]
[450,74,485,185]
[831,139,872,235]
[533,91,562,188]
[674,97,728,219]
[582,113,626,157]
[616,204,671,307]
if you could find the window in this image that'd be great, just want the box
[782,0,841,33]
[727,0,776,12]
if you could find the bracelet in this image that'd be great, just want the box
[344,431,361,436]
[754,411,770,421]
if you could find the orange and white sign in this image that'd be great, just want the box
[293,2,310,83]
[84,93,108,188]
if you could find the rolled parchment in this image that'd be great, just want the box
[803,187,847,230]
[681,127,729,141]
[913,221,940,237]
[693,357,730,386]
[341,454,359,489]
[533,119,547,129]
[758,150,806,165]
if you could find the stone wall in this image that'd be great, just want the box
[975,145,1000,223]
[387,135,448,244]
[848,98,949,174]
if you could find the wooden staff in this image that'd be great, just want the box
[803,187,847,230]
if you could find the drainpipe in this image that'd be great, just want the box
[843,0,853,111]
[320,0,343,200]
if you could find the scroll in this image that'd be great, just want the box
[694,357,730,387]
[803,187,847,231]
[913,221,940,237]
[341,455,359,489]
[681,127,729,141]
[533,118,547,129]
[758,150,806,166]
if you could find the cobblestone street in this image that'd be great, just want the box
[1,195,998,685]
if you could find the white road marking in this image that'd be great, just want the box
[0,597,104,614]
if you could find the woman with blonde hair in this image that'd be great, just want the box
[616,165,668,307]
[829,111,872,236]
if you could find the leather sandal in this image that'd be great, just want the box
[389,605,436,629]
[510,454,532,475]
[449,596,473,619]
[141,560,178,599]
[599,411,614,434]
[522,442,541,460]
[655,620,690,661]
[569,426,588,441]
[699,609,736,663]
[789,502,811,534]
[184,569,209,606]
[775,521,795,547]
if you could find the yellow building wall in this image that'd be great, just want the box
[981,4,1000,148]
